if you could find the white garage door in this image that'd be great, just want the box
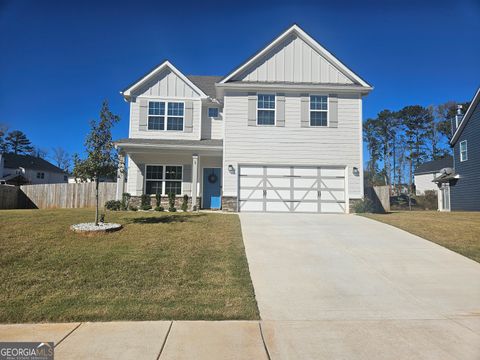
[239,165,346,213]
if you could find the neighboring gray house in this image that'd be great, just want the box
[115,24,372,213]
[0,153,67,185]
[435,87,480,211]
[414,155,453,195]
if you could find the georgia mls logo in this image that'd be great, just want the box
[0,342,54,360]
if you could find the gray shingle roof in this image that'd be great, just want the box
[115,138,223,148]
[414,155,453,175]
[187,76,223,98]
[3,153,65,173]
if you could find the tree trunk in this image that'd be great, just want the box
[95,177,99,226]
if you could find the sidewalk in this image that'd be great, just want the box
[0,321,270,359]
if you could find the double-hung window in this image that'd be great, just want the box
[167,103,184,131]
[208,108,219,118]
[257,94,275,125]
[148,101,184,131]
[460,140,468,162]
[148,102,165,130]
[145,165,183,195]
[310,95,328,127]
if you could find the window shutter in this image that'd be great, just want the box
[184,100,194,133]
[183,164,192,194]
[300,94,309,127]
[248,93,257,126]
[276,94,285,127]
[137,164,145,195]
[139,99,148,131]
[328,94,338,128]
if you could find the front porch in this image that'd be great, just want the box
[115,138,227,210]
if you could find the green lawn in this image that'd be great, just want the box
[362,211,480,263]
[0,209,259,323]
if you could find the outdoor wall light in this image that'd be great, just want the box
[353,167,360,176]
[228,165,235,173]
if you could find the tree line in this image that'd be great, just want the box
[364,100,469,193]
[0,126,71,172]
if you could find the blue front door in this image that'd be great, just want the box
[203,168,221,209]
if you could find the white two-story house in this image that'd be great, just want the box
[115,24,372,213]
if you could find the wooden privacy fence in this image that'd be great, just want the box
[18,182,117,209]
[365,185,390,213]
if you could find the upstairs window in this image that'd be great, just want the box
[257,94,275,125]
[310,95,328,127]
[460,140,468,162]
[208,108,219,118]
[148,101,165,130]
[148,101,184,131]
[36,172,45,179]
[167,102,184,131]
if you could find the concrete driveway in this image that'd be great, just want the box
[240,213,480,360]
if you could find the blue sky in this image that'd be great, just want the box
[1,0,479,160]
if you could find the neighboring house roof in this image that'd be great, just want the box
[219,24,372,89]
[121,60,209,100]
[414,156,453,175]
[187,76,223,99]
[3,153,65,173]
[450,87,480,145]
[114,138,223,149]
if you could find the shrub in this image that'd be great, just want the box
[140,204,152,211]
[141,194,151,207]
[181,194,189,212]
[168,192,176,212]
[155,206,164,212]
[415,190,438,210]
[121,192,131,210]
[352,198,375,213]
[105,200,122,211]
[129,205,138,211]
[155,192,162,207]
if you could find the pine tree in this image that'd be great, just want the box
[5,130,34,154]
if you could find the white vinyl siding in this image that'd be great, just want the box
[201,105,223,140]
[223,92,363,198]
[460,140,468,162]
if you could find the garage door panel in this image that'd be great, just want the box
[293,202,318,212]
[239,200,263,211]
[321,168,345,177]
[266,178,290,188]
[266,167,290,176]
[294,167,317,176]
[240,189,264,200]
[241,167,264,175]
[240,177,264,187]
[320,178,344,189]
[266,189,290,200]
[294,190,317,200]
[321,190,345,201]
[266,201,290,212]
[294,178,317,188]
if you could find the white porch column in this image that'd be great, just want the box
[116,153,125,200]
[191,154,199,210]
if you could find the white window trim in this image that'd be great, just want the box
[147,100,185,132]
[460,140,468,162]
[309,94,329,127]
[144,164,184,195]
[256,93,276,126]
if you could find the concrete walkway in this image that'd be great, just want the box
[240,213,480,359]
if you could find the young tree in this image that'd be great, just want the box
[51,147,71,172]
[398,105,432,193]
[73,101,120,225]
[5,130,34,154]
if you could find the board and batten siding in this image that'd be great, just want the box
[451,99,480,211]
[233,34,354,84]
[222,92,363,198]
[131,68,201,98]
